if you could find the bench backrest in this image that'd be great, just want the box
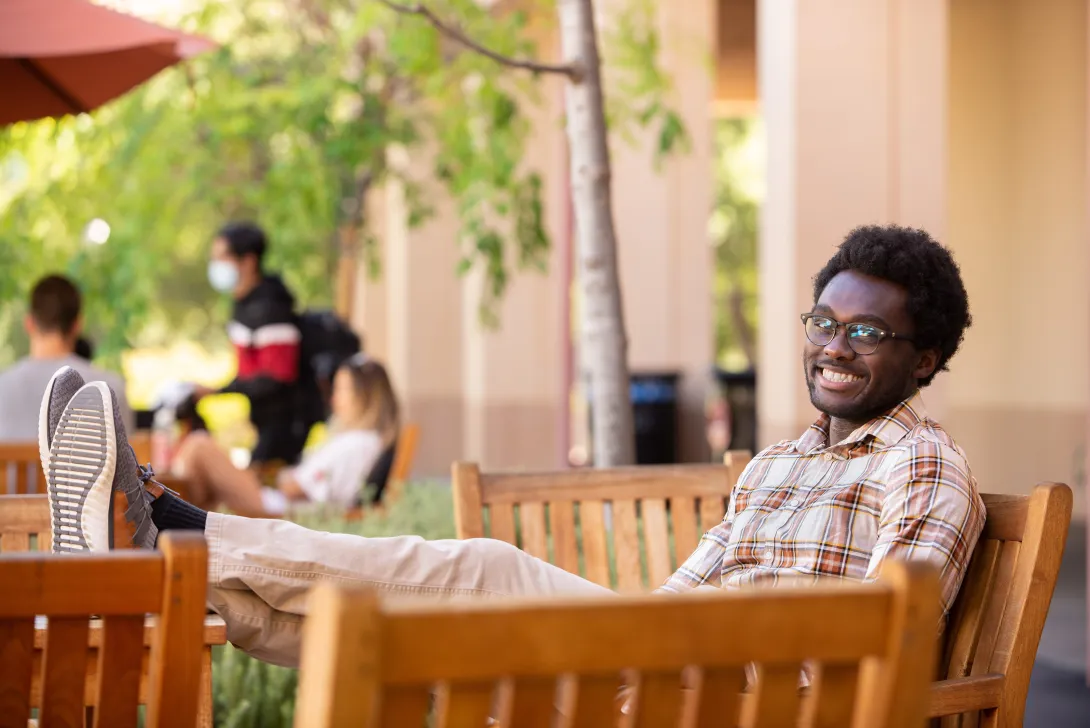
[0,531,206,727]
[0,442,45,495]
[452,452,750,591]
[295,560,940,728]
[0,493,137,553]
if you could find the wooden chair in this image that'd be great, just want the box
[452,452,750,591]
[294,560,940,728]
[0,493,226,728]
[0,531,207,728]
[454,457,1073,728]
[0,442,45,495]
[929,483,1072,727]
[386,422,420,499]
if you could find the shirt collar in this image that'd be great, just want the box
[794,390,930,454]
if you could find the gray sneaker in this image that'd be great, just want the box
[45,381,159,553]
[46,381,115,552]
[37,366,85,467]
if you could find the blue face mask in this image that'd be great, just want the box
[208,260,240,293]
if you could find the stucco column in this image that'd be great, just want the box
[757,0,949,446]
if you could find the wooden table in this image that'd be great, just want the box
[32,614,227,727]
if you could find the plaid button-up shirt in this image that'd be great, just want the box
[659,392,985,616]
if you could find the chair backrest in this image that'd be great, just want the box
[0,442,45,495]
[0,531,207,727]
[0,493,138,553]
[388,424,419,487]
[0,494,50,552]
[452,452,750,591]
[295,560,940,728]
[932,482,1072,724]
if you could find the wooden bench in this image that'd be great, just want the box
[452,451,750,591]
[0,442,45,494]
[0,531,207,728]
[0,494,226,728]
[452,459,1072,727]
[294,560,940,728]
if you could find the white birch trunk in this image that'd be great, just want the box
[557,0,636,466]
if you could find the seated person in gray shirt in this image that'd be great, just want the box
[0,274,133,441]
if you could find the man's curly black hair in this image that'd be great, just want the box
[812,225,971,387]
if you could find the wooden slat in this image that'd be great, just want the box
[92,616,145,728]
[978,494,1029,542]
[0,619,34,728]
[40,617,90,728]
[14,466,28,496]
[0,494,51,532]
[0,532,30,552]
[941,540,1001,679]
[747,664,802,728]
[435,682,495,728]
[568,674,623,728]
[640,499,672,586]
[578,502,611,588]
[145,534,207,728]
[378,686,431,726]
[669,497,699,564]
[801,662,859,728]
[927,674,1004,717]
[452,463,487,540]
[507,677,558,728]
[481,465,738,505]
[969,542,1020,679]
[549,501,580,575]
[692,667,745,728]
[698,496,726,534]
[519,503,549,561]
[489,504,518,546]
[0,553,163,617]
[611,500,643,591]
[632,671,682,728]
[381,589,892,682]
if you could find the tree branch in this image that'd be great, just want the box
[376,0,582,80]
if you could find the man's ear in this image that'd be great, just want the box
[913,348,940,381]
[71,315,84,337]
[23,314,35,336]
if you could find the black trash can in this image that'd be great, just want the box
[587,371,681,465]
[713,368,757,455]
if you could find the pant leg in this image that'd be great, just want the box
[204,512,612,667]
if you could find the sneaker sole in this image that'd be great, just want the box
[47,382,117,553]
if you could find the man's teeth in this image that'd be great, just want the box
[822,368,862,383]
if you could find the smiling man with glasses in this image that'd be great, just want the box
[38,224,986,668]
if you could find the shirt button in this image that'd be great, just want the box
[823,453,835,461]
[762,550,774,562]
[789,499,800,507]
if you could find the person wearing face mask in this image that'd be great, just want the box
[196,221,309,466]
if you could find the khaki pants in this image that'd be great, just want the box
[204,512,612,667]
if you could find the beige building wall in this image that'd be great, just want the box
[947,0,1088,514]
[757,0,950,443]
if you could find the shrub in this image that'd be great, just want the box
[212,481,454,727]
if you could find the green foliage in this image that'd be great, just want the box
[710,117,762,372]
[211,480,455,726]
[602,0,690,165]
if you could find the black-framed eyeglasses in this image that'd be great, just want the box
[800,313,914,355]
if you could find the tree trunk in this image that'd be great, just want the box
[557,0,636,467]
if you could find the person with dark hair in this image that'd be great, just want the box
[0,274,132,441]
[195,222,308,465]
[40,224,984,670]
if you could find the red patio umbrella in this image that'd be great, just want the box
[0,0,215,125]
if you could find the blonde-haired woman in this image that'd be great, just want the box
[171,356,399,517]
